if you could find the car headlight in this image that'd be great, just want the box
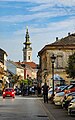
[69,102,74,106]
[68,103,75,108]
[66,96,72,101]
[12,92,15,94]
[3,92,5,94]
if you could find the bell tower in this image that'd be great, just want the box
[23,27,32,62]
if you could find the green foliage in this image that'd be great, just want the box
[19,79,32,86]
[11,74,20,85]
[19,79,28,85]
[66,52,75,79]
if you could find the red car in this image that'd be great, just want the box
[64,84,75,94]
[2,88,15,98]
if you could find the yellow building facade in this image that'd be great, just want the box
[38,33,75,86]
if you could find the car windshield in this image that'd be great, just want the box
[68,85,73,89]
[5,88,13,92]
[71,98,75,102]
[56,92,64,96]
[60,85,67,90]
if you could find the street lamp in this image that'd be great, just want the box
[51,54,56,99]
[27,74,29,95]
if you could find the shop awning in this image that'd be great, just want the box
[53,74,65,81]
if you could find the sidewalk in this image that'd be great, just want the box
[40,99,75,120]
[40,99,56,120]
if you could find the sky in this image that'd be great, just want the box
[0,0,75,64]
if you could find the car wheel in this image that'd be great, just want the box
[3,97,5,99]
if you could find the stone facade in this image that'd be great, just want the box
[38,33,75,86]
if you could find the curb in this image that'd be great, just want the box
[39,100,56,120]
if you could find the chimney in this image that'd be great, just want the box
[56,37,58,41]
[68,32,70,36]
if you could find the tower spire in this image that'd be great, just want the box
[23,27,32,62]
[26,26,28,32]
[24,26,31,48]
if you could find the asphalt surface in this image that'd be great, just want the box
[0,95,49,120]
[0,95,75,120]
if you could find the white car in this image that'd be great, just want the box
[48,88,57,100]
[48,88,53,100]
[68,98,75,115]
[53,92,65,105]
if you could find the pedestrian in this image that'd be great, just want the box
[43,82,49,103]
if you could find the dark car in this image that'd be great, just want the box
[2,88,15,98]
[14,88,22,95]
[29,86,35,95]
[61,92,75,109]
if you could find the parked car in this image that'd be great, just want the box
[29,86,35,95]
[64,83,75,94]
[14,88,22,95]
[53,85,70,105]
[53,92,65,105]
[2,88,15,98]
[48,85,67,100]
[55,85,68,93]
[68,98,75,115]
[48,88,53,100]
[48,87,58,100]
[61,92,75,109]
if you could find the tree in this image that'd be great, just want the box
[66,52,75,79]
[11,74,20,86]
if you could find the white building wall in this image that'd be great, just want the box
[4,53,7,71]
[16,68,24,79]
[27,50,32,62]
[7,60,24,80]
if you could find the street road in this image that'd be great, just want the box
[0,95,75,120]
[0,96,50,120]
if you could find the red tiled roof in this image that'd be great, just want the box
[22,62,37,69]
[16,61,37,69]
[16,62,21,65]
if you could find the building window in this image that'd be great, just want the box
[56,55,63,68]
[28,56,30,60]
[24,55,26,60]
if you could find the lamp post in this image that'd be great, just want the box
[51,54,56,99]
[27,74,29,95]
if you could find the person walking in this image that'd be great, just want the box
[43,82,49,103]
